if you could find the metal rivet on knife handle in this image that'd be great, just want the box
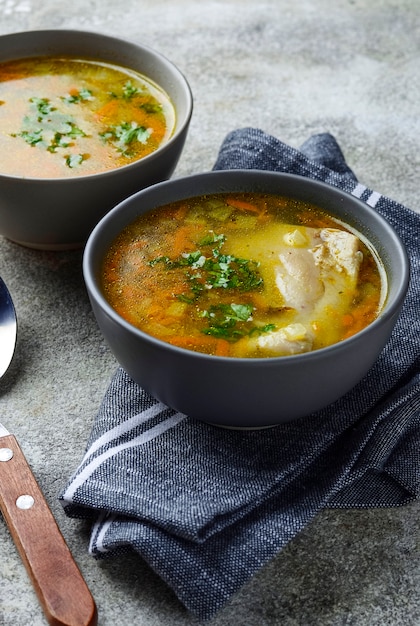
[0,447,14,461]
[16,494,35,509]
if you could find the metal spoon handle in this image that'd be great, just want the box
[0,434,97,626]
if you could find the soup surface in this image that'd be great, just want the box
[0,56,175,178]
[101,193,386,358]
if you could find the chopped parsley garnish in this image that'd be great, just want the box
[201,303,253,340]
[16,129,43,146]
[65,153,87,168]
[11,93,89,166]
[30,97,55,118]
[149,230,274,341]
[150,231,262,300]
[122,81,141,99]
[47,123,87,153]
[10,76,159,168]
[100,121,152,156]
[61,88,94,104]
[140,102,162,114]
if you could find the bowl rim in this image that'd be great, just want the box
[0,28,193,183]
[83,169,410,364]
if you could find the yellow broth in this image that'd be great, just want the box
[0,56,175,178]
[101,193,386,358]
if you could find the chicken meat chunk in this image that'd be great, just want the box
[225,223,363,356]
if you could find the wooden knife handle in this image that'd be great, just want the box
[0,434,97,626]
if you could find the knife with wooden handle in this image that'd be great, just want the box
[0,421,98,626]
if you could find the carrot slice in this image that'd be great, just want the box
[225,197,261,214]
[225,196,269,222]
[215,339,230,356]
[174,203,189,221]
[341,313,354,328]
[165,334,230,356]
[172,224,202,257]
[94,99,119,121]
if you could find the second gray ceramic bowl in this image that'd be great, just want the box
[84,171,409,428]
[0,29,193,249]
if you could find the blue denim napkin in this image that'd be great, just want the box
[60,129,419,620]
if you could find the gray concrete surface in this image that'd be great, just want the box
[0,1,419,624]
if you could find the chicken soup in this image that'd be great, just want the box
[0,56,175,178]
[101,193,386,358]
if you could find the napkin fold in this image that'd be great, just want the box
[60,129,420,621]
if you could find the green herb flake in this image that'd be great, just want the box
[13,129,43,146]
[122,81,141,99]
[30,97,55,117]
[200,305,277,341]
[65,153,86,168]
[100,121,152,155]
[66,123,87,139]
[47,132,71,152]
[140,102,162,114]
[229,303,254,321]
[61,88,94,104]
[201,303,254,340]
[46,124,87,153]
[249,323,277,336]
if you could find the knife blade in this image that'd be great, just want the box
[0,420,97,626]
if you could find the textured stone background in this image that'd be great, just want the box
[0,1,419,624]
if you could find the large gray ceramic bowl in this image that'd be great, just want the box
[0,29,192,249]
[84,171,409,428]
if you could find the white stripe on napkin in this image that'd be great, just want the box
[63,412,187,502]
[82,402,169,464]
[351,182,367,198]
[366,191,381,208]
[90,512,117,554]
[351,183,381,208]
